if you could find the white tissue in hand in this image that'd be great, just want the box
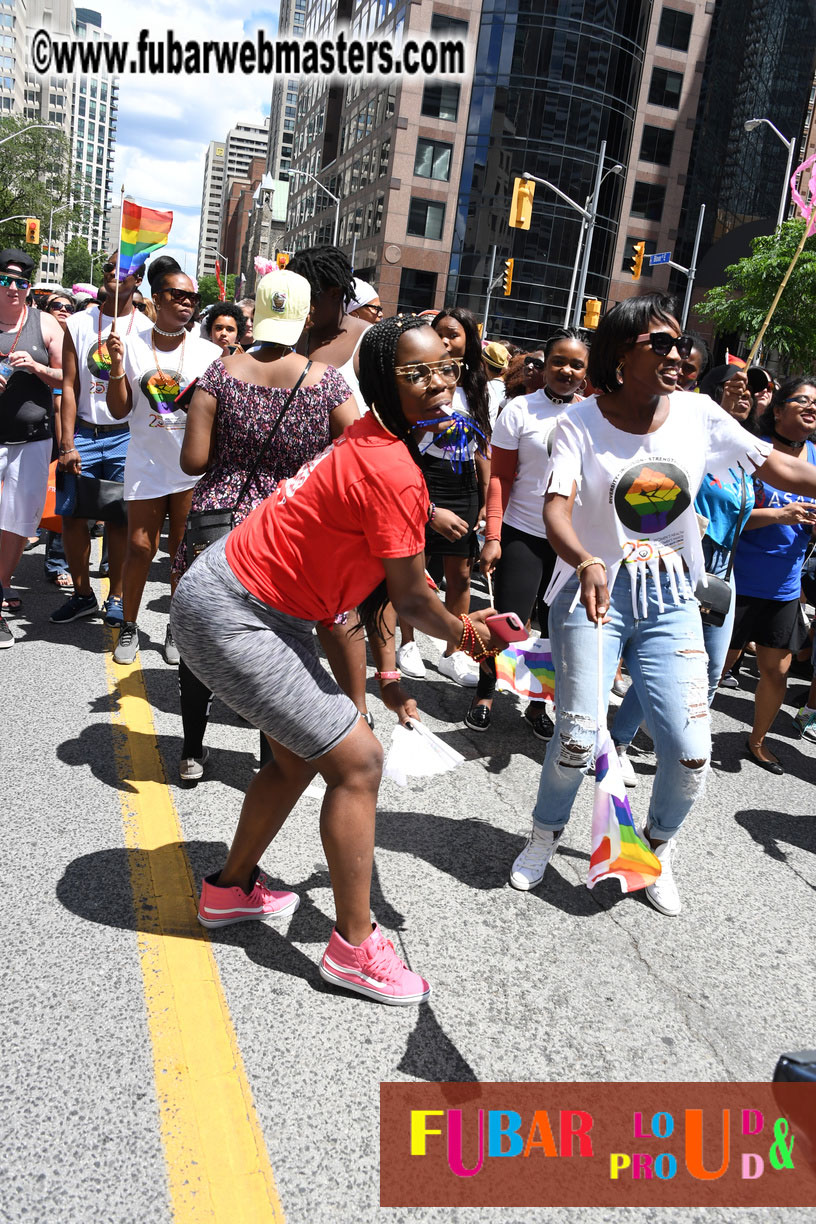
[383,718,465,787]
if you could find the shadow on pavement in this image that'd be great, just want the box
[710,729,814,782]
[734,807,816,875]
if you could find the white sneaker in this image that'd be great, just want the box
[397,640,426,679]
[642,829,681,916]
[616,745,638,789]
[509,826,562,890]
[179,748,209,782]
[437,650,478,687]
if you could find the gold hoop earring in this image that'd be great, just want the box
[576,378,588,394]
[615,362,625,385]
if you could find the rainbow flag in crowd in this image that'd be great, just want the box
[587,728,661,892]
[495,637,555,702]
[118,198,173,279]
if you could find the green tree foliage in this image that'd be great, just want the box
[61,236,102,288]
[695,219,816,371]
[0,117,76,273]
[197,273,236,307]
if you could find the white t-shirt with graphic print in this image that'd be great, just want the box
[542,391,772,610]
[492,388,579,538]
[122,333,221,500]
[66,305,154,426]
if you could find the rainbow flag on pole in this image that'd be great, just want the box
[495,637,555,702]
[118,198,173,279]
[587,728,661,892]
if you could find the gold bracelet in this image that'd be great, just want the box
[575,556,606,578]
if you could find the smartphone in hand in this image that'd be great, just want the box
[485,612,527,644]
[173,377,198,411]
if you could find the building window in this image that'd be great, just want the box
[648,67,683,109]
[431,13,468,33]
[631,181,666,222]
[398,267,438,312]
[657,7,693,52]
[639,124,674,166]
[421,82,459,122]
[414,137,452,181]
[621,235,657,278]
[407,197,446,240]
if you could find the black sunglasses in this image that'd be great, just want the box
[634,331,694,359]
[162,287,201,307]
[48,300,75,314]
[0,274,30,290]
[524,357,545,371]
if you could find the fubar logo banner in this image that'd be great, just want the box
[379,1082,816,1207]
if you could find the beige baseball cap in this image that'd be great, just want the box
[254,269,311,345]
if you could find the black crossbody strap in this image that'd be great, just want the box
[724,468,748,584]
[231,361,312,514]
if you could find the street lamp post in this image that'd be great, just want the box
[523,144,623,328]
[0,122,61,148]
[288,167,340,247]
[744,118,797,230]
[202,245,229,290]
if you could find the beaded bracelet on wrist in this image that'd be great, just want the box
[457,613,500,662]
[375,670,401,682]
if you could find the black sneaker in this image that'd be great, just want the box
[524,706,554,740]
[50,592,99,623]
[0,615,13,648]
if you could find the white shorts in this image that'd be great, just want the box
[0,439,51,536]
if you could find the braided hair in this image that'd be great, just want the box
[431,306,490,438]
[356,315,431,638]
[288,244,355,308]
[544,326,588,359]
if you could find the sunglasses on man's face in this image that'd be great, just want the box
[634,331,694,359]
[0,274,30,290]
[162,287,201,307]
[524,357,546,372]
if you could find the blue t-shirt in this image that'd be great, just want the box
[732,438,816,601]
[695,464,755,575]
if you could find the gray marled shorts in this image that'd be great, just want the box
[169,536,359,760]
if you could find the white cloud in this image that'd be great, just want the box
[90,2,278,267]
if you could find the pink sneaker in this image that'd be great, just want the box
[319,924,430,1005]
[197,867,300,929]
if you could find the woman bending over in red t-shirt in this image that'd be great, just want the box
[170,317,504,1005]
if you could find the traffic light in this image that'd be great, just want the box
[583,298,602,330]
[502,258,514,296]
[630,240,645,280]
[276,251,290,269]
[25,218,40,245]
[509,177,535,230]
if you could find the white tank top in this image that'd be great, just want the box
[336,327,368,415]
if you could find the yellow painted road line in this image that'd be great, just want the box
[104,647,285,1222]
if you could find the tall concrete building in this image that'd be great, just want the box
[284,0,476,314]
[0,0,30,118]
[67,9,118,265]
[196,119,270,279]
[267,0,307,181]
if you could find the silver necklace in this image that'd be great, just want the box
[153,323,186,338]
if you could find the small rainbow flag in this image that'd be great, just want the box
[495,637,555,702]
[118,198,173,279]
[587,728,661,892]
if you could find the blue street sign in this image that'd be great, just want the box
[649,251,671,265]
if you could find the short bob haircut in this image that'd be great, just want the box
[587,292,680,393]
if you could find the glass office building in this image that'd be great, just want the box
[447,0,651,343]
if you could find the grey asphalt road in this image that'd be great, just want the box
[3,538,814,1223]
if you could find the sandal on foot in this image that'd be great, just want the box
[1,592,22,612]
[53,573,73,590]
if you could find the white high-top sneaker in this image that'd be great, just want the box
[643,828,681,916]
[509,825,562,891]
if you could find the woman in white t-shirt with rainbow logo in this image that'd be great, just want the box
[509,292,816,917]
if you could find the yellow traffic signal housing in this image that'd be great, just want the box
[583,298,602,329]
[630,240,645,280]
[502,258,514,296]
[25,218,40,245]
[509,177,535,230]
[276,251,290,269]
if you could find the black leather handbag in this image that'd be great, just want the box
[184,363,311,563]
[694,471,747,627]
[57,471,128,525]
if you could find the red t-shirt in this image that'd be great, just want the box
[226,413,427,623]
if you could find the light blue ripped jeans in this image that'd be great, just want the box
[532,569,711,841]
[612,536,736,744]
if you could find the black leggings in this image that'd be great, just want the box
[476,523,557,700]
[179,657,272,764]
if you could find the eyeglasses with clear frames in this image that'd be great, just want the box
[394,357,462,387]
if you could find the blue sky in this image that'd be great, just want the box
[93,1,277,277]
